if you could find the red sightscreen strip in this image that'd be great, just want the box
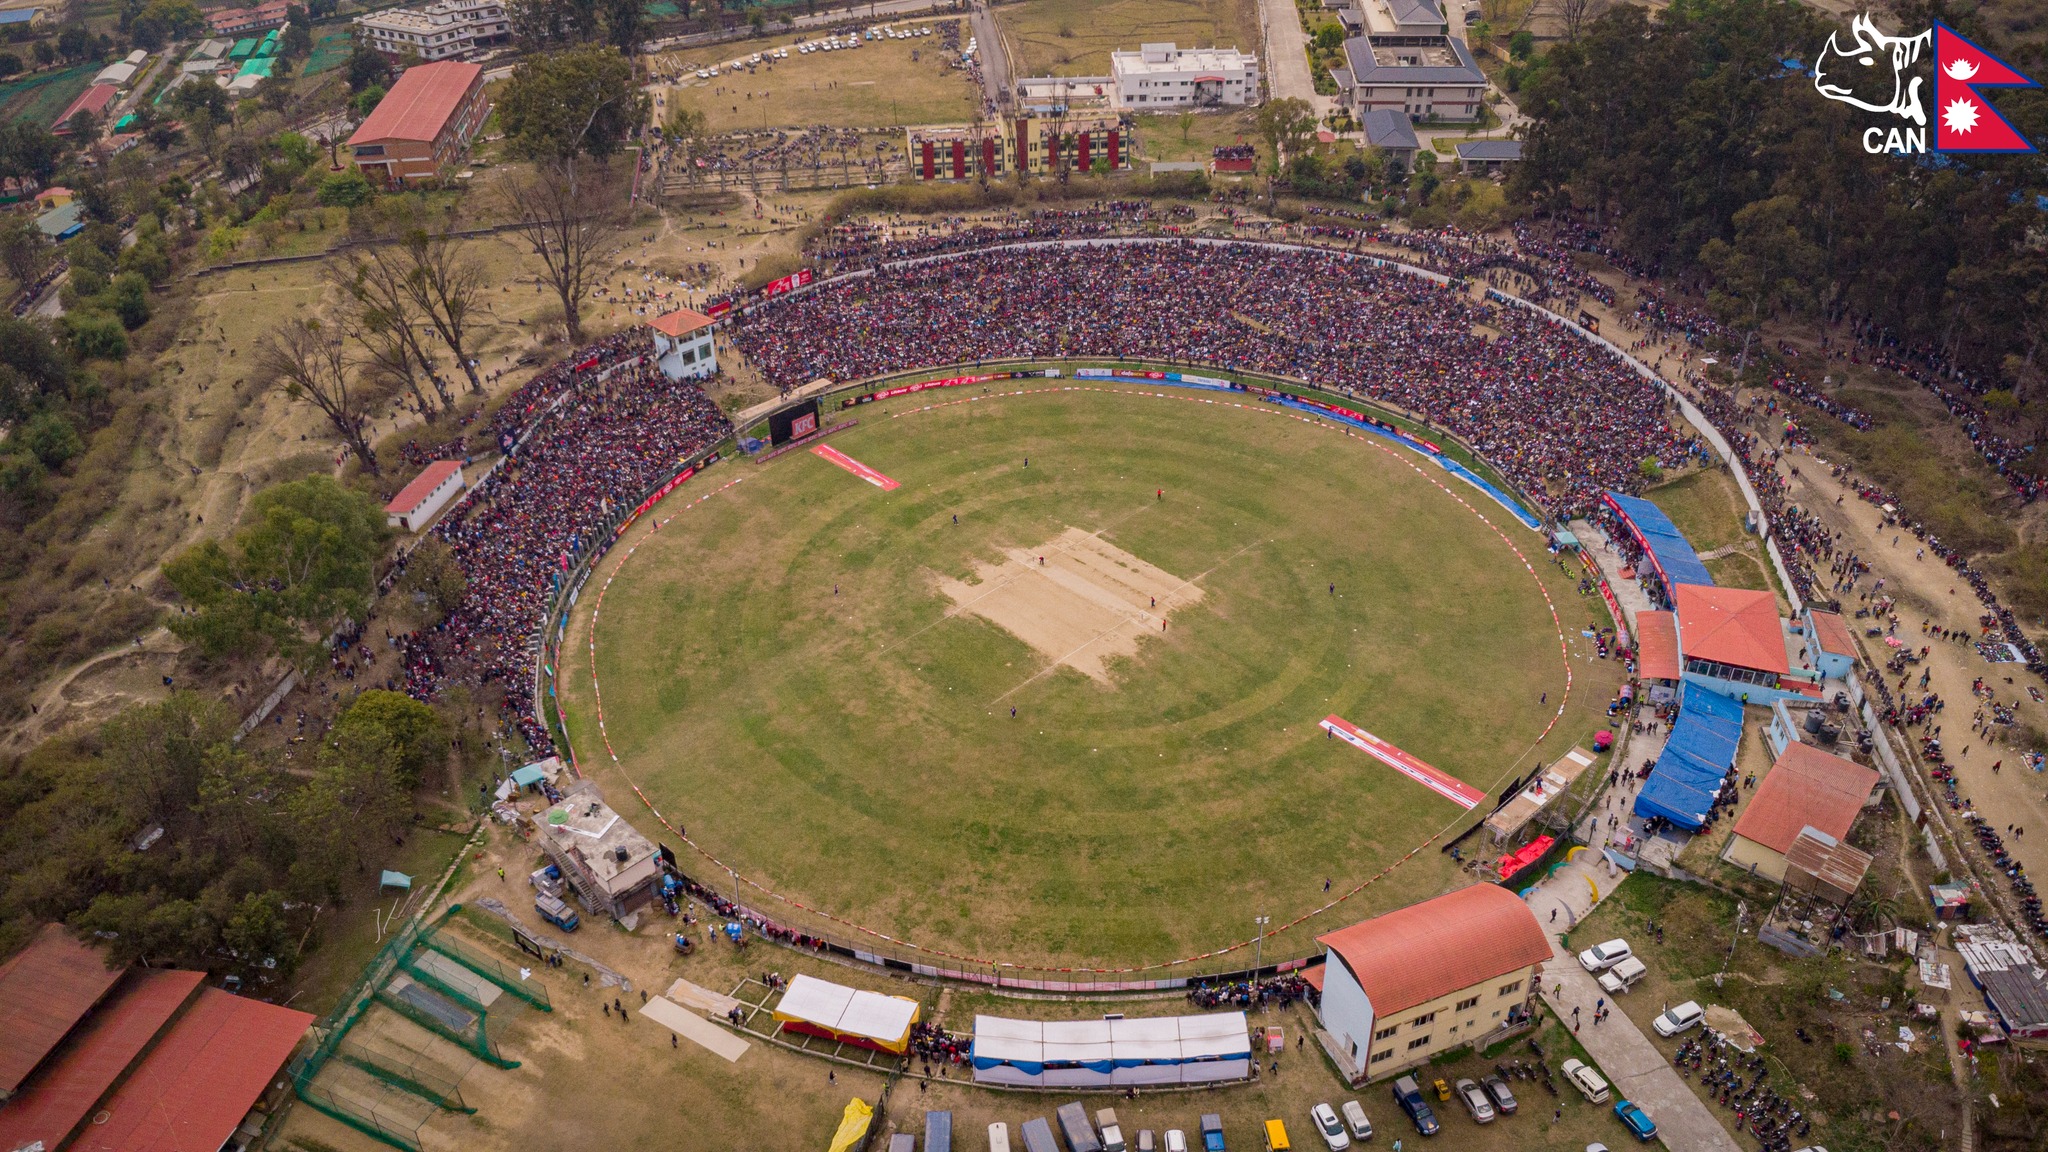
[811,444,900,491]
[0,969,205,1152]
[69,987,313,1152]
[1320,715,1487,809]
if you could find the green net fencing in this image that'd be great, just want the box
[421,927,554,1011]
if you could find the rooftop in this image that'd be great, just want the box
[536,780,660,897]
[1636,609,1682,680]
[1342,34,1483,86]
[1359,108,1419,151]
[0,969,205,1151]
[1676,583,1788,674]
[1455,139,1523,161]
[69,987,312,1152]
[0,9,39,26]
[0,925,126,1097]
[648,308,717,338]
[1806,609,1858,658]
[385,460,463,513]
[1317,884,1550,1017]
[1731,741,1879,855]
[348,60,483,146]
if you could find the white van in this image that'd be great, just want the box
[1577,938,1633,972]
[1653,1000,1705,1037]
[988,1122,1010,1152]
[1339,1101,1371,1140]
[1561,1058,1611,1104]
[1597,955,1648,994]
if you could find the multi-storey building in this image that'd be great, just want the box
[354,0,511,62]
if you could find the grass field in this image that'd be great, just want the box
[1132,109,1261,165]
[0,63,97,128]
[1002,0,1259,77]
[655,24,979,133]
[561,382,1622,971]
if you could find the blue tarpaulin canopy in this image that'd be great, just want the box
[1634,684,1744,829]
[1603,491,1715,592]
[379,870,413,889]
[509,764,549,787]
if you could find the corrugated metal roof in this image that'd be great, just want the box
[1636,610,1681,681]
[69,988,312,1152]
[1731,742,1878,855]
[1677,584,1788,674]
[1782,828,1872,901]
[1317,884,1550,1018]
[348,61,483,147]
[0,969,204,1150]
[1455,140,1522,161]
[0,925,125,1096]
[385,460,462,513]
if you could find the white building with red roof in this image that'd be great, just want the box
[1315,884,1551,1084]
[647,308,718,381]
[385,460,465,532]
[1722,741,1879,884]
[345,61,490,186]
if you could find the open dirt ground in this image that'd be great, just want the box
[935,526,1206,685]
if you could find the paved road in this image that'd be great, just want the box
[1258,0,1331,119]
[969,2,1010,112]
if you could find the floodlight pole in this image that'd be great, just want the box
[1253,914,1270,983]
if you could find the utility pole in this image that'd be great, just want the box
[1253,914,1271,983]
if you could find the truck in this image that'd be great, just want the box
[534,893,579,931]
[1095,1109,1126,1152]
[1020,1117,1059,1152]
[1056,1102,1102,1152]
[1391,1075,1440,1136]
[1199,1114,1225,1152]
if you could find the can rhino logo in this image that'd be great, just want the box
[1813,15,2038,153]
[1814,14,1930,126]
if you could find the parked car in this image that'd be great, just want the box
[988,1123,1010,1152]
[1614,1100,1658,1142]
[1199,1114,1224,1152]
[1481,1073,1518,1115]
[1597,956,1648,994]
[1056,1102,1101,1152]
[1339,1101,1372,1140]
[1096,1108,1126,1152]
[1454,1079,1496,1124]
[1163,1128,1187,1152]
[1390,1075,1440,1136]
[534,893,579,931]
[1578,938,1634,972]
[1020,1118,1059,1152]
[1653,1000,1705,1037]
[1561,1058,1611,1104]
[1308,1103,1349,1150]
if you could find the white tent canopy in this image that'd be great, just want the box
[971,1011,1252,1087]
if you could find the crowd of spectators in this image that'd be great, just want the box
[730,240,1696,518]
[394,335,732,748]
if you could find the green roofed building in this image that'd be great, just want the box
[230,38,256,59]
[236,56,274,79]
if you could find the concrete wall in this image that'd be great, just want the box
[1719,833,1789,883]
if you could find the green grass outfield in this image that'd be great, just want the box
[560,382,1622,971]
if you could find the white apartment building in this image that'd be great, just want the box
[355,0,511,62]
[1109,42,1261,108]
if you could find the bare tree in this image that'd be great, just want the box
[328,249,455,411]
[497,158,623,345]
[337,300,439,422]
[1559,0,1601,42]
[256,319,378,474]
[395,225,490,395]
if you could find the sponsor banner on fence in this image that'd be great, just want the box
[840,369,1061,409]
[760,268,815,298]
[1319,714,1487,809]
[614,460,707,539]
[706,300,733,320]
[1074,368,1236,391]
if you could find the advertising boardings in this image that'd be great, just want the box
[768,398,821,446]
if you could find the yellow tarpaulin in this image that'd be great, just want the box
[827,1098,873,1152]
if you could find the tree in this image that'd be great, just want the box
[0,122,65,188]
[252,318,380,473]
[0,312,72,421]
[497,158,623,343]
[600,0,644,51]
[352,84,386,119]
[1700,195,1822,372]
[1177,109,1194,144]
[1558,0,1601,42]
[256,75,293,113]
[330,245,454,410]
[336,284,442,419]
[1509,30,1534,59]
[164,475,391,665]
[0,213,46,289]
[345,42,389,92]
[1254,96,1316,176]
[337,690,449,790]
[61,311,127,360]
[319,168,373,207]
[393,535,467,626]
[0,54,21,79]
[496,46,647,164]
[393,222,489,394]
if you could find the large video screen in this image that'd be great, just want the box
[768,398,820,446]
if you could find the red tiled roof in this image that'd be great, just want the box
[1316,884,1551,1018]
[1807,610,1857,658]
[648,308,716,338]
[0,969,204,1150]
[0,924,125,1096]
[69,988,312,1152]
[1636,610,1681,681]
[1301,964,1325,992]
[1676,584,1787,674]
[385,460,463,514]
[348,61,483,147]
[1731,742,1880,855]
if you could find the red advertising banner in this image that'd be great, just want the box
[842,373,997,408]
[811,444,899,491]
[614,466,696,539]
[1319,715,1487,809]
[760,268,815,299]
[706,300,734,320]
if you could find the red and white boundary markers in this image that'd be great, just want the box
[1319,715,1488,810]
[811,443,899,490]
